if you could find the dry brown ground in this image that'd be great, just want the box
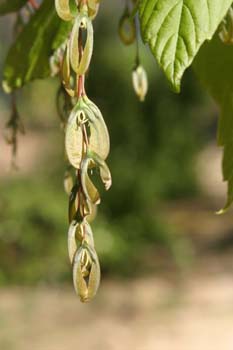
[0,270,233,350]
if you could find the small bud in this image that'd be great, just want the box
[118,7,136,45]
[132,65,148,102]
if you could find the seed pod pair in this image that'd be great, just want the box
[73,242,101,302]
[55,0,99,21]
[81,150,112,195]
[65,96,110,169]
[132,65,148,102]
[69,181,91,222]
[61,15,94,96]
[69,14,94,75]
[68,219,94,263]
[55,0,78,21]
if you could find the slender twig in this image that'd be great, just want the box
[28,0,39,10]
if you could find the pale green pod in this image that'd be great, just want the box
[132,65,148,102]
[65,103,84,169]
[86,203,97,223]
[68,183,79,223]
[69,15,94,75]
[82,221,95,247]
[68,220,82,263]
[55,0,74,21]
[69,16,81,73]
[73,243,101,302]
[99,160,112,190]
[81,157,101,205]
[67,220,94,263]
[79,192,92,218]
[87,0,100,19]
[77,18,93,75]
[62,42,75,97]
[89,151,112,190]
[64,170,74,195]
[82,152,112,192]
[83,96,110,160]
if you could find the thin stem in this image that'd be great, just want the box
[77,75,84,98]
[28,0,39,9]
[134,14,141,67]
[82,123,89,147]
[76,27,86,97]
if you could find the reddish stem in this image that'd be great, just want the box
[76,27,86,97]
[77,75,84,98]
[28,0,39,9]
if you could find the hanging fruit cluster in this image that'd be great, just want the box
[55,0,111,303]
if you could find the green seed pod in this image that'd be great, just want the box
[83,96,110,160]
[68,183,80,223]
[69,14,94,75]
[73,243,101,302]
[65,102,85,169]
[64,170,74,195]
[87,0,100,19]
[68,219,94,263]
[84,151,112,191]
[86,203,97,223]
[132,65,148,102]
[81,157,101,205]
[92,152,112,190]
[55,0,76,21]
[62,42,75,98]
[65,97,110,169]
[79,191,92,218]
[118,8,136,46]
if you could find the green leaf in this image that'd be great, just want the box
[2,0,72,92]
[193,34,233,212]
[0,0,27,15]
[138,0,233,92]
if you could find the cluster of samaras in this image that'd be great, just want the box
[55,0,110,302]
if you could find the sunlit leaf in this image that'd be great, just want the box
[139,0,233,91]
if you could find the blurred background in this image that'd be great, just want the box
[0,2,233,350]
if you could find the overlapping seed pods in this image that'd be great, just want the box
[55,0,110,302]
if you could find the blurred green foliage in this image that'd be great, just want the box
[0,5,207,284]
